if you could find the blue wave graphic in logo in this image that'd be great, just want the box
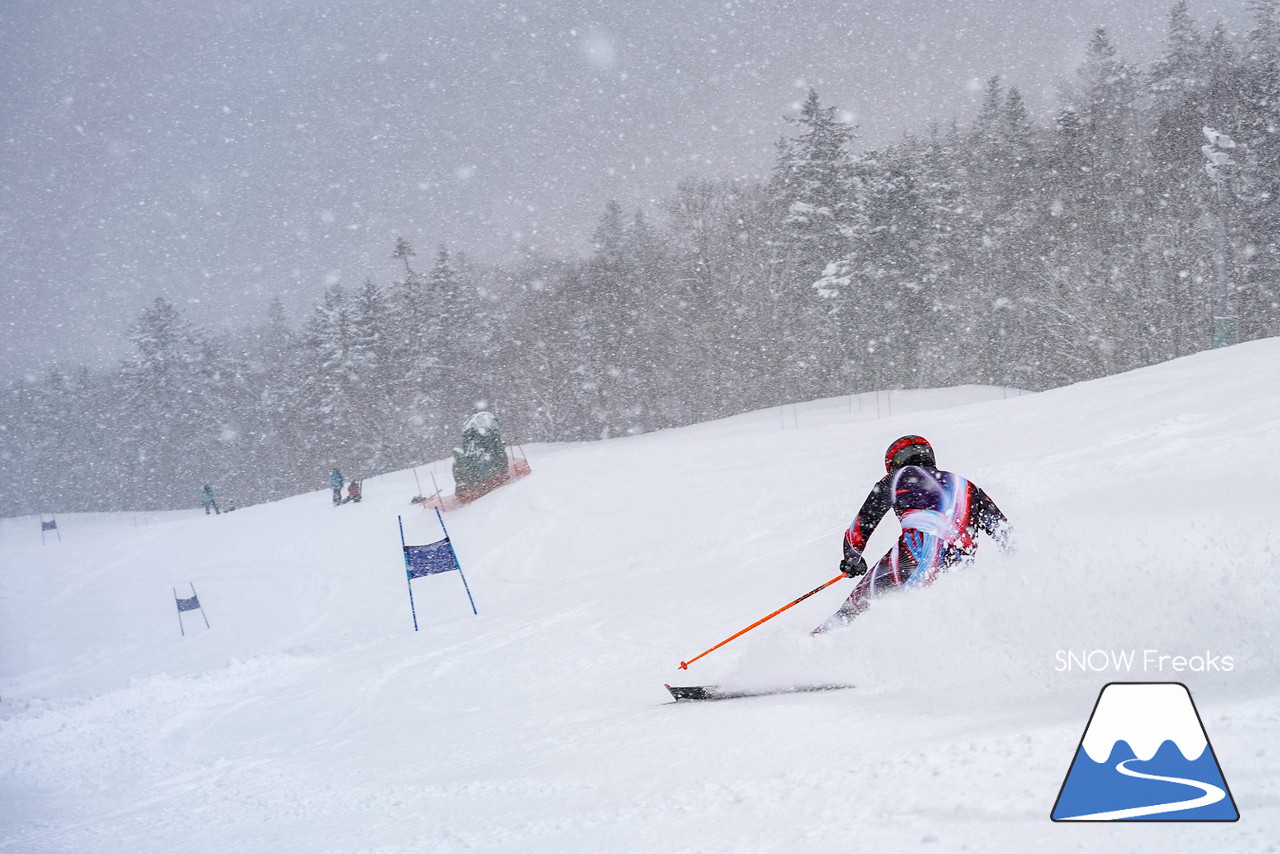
[1052,739,1238,821]
[1051,682,1239,822]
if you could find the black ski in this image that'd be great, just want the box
[665,683,853,702]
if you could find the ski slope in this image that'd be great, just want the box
[3,341,1279,852]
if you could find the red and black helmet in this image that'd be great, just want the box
[885,435,935,473]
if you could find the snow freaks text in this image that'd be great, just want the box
[1055,650,1236,673]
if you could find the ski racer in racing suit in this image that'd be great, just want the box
[815,435,1011,633]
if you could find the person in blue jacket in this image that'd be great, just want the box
[200,484,220,515]
[330,469,344,506]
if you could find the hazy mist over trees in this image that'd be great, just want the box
[4,2,1280,516]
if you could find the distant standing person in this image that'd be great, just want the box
[330,469,344,506]
[200,484,220,516]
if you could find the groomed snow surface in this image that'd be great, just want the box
[4,340,1280,853]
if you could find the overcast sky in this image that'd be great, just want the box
[0,0,1253,379]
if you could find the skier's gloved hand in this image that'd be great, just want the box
[839,554,867,578]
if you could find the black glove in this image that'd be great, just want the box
[839,554,867,578]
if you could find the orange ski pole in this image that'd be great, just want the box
[678,574,846,670]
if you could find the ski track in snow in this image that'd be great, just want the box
[3,352,1280,852]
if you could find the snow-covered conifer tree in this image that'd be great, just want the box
[768,89,862,395]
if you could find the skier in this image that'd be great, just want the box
[346,480,361,504]
[200,484,220,516]
[330,469,344,506]
[815,435,1010,633]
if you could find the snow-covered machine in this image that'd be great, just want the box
[415,412,532,511]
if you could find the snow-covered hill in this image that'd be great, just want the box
[3,343,1279,853]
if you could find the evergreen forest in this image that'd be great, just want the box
[5,2,1279,515]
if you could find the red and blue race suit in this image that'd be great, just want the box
[816,465,1010,633]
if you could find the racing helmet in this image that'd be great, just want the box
[885,435,935,473]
